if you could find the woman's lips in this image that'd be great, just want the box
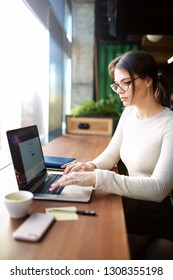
[120,97,128,102]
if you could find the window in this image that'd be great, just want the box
[0,0,72,169]
[0,0,49,168]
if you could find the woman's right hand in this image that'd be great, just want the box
[62,162,96,174]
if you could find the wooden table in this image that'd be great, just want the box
[0,134,130,260]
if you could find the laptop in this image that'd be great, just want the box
[6,125,93,202]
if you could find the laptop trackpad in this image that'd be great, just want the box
[61,185,93,201]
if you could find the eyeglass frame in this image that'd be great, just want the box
[110,76,140,93]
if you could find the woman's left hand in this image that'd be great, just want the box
[49,171,96,192]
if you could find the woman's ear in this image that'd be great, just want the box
[146,76,153,87]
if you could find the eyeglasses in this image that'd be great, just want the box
[110,76,140,93]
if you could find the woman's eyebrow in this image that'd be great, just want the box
[114,77,131,83]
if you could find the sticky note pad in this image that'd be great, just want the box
[45,206,78,221]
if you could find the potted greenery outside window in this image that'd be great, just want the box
[66,93,122,135]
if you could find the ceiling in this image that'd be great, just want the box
[96,0,173,64]
[141,36,173,64]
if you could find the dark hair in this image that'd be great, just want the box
[108,50,170,107]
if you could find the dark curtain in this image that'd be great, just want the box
[98,44,139,116]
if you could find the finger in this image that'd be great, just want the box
[50,177,77,189]
[63,165,74,174]
[49,172,76,191]
[49,184,58,191]
[82,166,91,171]
[49,177,63,191]
[82,163,95,171]
[61,163,69,168]
[63,162,82,174]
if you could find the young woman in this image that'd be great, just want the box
[50,50,173,259]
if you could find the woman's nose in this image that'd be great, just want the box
[117,87,125,94]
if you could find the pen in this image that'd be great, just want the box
[47,208,97,216]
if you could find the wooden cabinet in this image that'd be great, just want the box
[66,116,117,136]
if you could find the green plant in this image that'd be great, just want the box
[70,93,121,117]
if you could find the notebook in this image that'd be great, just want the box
[44,155,76,170]
[6,125,93,202]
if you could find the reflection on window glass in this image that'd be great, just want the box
[65,2,72,43]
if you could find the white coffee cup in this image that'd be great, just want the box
[4,190,33,218]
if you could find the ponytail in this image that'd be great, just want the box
[155,73,170,108]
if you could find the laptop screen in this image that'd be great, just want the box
[7,125,46,190]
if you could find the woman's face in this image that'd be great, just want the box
[114,68,147,107]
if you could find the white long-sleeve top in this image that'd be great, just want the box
[92,106,173,202]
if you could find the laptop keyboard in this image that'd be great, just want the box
[35,173,63,195]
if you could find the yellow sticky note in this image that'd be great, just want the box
[45,206,78,221]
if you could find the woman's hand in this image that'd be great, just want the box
[49,171,96,192]
[61,162,96,174]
